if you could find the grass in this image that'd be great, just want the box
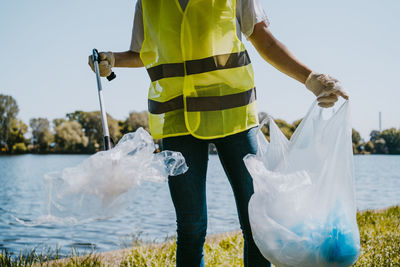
[1,206,399,267]
[355,206,400,266]
[0,248,102,267]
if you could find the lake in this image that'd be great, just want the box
[0,154,399,255]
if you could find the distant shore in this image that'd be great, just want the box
[2,94,399,155]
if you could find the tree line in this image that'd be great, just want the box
[0,94,149,154]
[1,94,399,155]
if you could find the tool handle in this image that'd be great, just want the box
[92,49,116,81]
[92,48,113,150]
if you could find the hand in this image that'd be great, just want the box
[305,72,349,108]
[88,51,115,77]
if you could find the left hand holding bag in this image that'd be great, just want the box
[305,72,349,108]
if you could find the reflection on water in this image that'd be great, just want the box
[0,154,399,255]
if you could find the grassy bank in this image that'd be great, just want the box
[1,206,399,266]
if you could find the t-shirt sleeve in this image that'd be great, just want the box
[237,0,270,38]
[129,0,144,53]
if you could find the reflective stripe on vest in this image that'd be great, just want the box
[149,87,256,114]
[147,51,251,82]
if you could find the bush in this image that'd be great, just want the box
[12,142,27,153]
[379,128,400,154]
[373,138,388,154]
[364,141,374,153]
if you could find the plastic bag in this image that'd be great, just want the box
[244,101,360,267]
[45,127,188,220]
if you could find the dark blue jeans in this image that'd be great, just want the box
[162,128,271,267]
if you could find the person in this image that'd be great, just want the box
[89,0,349,266]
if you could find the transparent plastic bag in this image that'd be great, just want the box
[244,101,360,267]
[45,127,188,220]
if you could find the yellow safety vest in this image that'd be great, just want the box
[141,0,258,140]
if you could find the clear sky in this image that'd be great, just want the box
[1,0,399,140]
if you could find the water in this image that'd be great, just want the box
[0,154,399,255]
[354,155,400,210]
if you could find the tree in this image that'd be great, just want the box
[292,119,303,130]
[30,118,54,152]
[53,118,66,128]
[256,114,298,141]
[352,129,361,145]
[0,94,19,151]
[374,138,388,154]
[55,121,89,153]
[351,129,361,154]
[364,141,374,153]
[120,111,149,134]
[8,119,28,152]
[66,110,120,152]
[379,128,400,154]
[274,119,296,139]
[369,130,380,142]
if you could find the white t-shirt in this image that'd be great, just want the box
[130,0,269,53]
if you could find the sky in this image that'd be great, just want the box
[0,0,399,140]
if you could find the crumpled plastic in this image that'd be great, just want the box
[45,127,188,220]
[244,101,360,267]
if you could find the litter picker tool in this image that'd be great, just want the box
[91,48,116,151]
[42,51,188,221]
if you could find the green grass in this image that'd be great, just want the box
[0,248,102,267]
[1,206,399,266]
[354,206,400,266]
[0,248,59,267]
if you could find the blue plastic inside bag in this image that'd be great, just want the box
[290,206,360,265]
[319,220,359,264]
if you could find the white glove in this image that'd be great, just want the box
[88,51,115,77]
[305,72,349,108]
